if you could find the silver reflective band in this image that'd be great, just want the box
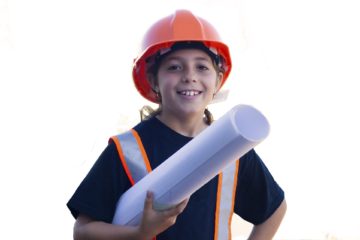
[216,161,237,240]
[115,130,149,183]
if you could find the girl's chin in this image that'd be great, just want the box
[174,107,205,118]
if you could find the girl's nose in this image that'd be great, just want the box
[182,69,197,83]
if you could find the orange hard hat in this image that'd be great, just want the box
[132,9,232,103]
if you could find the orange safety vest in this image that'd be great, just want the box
[111,129,239,240]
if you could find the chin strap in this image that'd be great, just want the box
[210,89,230,104]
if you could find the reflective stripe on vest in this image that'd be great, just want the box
[111,129,239,240]
[111,129,152,185]
[214,160,239,240]
[111,129,155,240]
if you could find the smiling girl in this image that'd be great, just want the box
[67,9,286,240]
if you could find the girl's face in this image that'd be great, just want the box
[156,49,222,120]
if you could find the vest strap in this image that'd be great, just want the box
[111,129,152,185]
[214,160,239,240]
[111,129,155,240]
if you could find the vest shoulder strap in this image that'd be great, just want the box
[110,129,152,185]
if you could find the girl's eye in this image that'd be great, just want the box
[167,64,182,71]
[197,65,209,71]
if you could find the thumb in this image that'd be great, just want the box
[144,191,153,211]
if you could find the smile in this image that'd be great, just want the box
[177,90,202,96]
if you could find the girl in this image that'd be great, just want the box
[67,9,286,240]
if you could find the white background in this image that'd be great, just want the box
[1,0,360,239]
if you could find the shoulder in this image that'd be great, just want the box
[84,141,124,181]
[133,117,162,136]
[235,149,285,224]
[109,118,160,146]
[238,149,261,175]
[237,149,279,187]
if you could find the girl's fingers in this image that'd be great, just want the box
[177,198,189,212]
[144,191,153,211]
[161,198,189,217]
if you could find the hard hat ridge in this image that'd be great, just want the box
[171,9,205,40]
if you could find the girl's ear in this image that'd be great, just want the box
[214,72,224,94]
[147,74,159,92]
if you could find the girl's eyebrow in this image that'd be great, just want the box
[165,56,211,62]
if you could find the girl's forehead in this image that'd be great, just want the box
[162,49,213,61]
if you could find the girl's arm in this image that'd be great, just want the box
[248,199,287,240]
[73,192,189,240]
[74,215,142,240]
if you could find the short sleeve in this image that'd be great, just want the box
[66,140,131,223]
[234,149,284,225]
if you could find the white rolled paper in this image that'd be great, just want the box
[112,104,270,226]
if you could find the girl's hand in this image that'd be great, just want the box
[137,191,189,239]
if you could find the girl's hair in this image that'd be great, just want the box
[139,105,161,122]
[139,105,214,125]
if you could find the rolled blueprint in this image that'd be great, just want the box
[112,104,270,226]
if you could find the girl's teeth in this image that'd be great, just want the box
[180,90,200,96]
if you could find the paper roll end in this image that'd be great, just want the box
[232,105,270,142]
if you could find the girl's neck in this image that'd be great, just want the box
[156,111,208,138]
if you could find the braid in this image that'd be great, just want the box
[204,108,214,125]
[139,105,161,121]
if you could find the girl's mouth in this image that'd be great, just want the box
[177,90,202,96]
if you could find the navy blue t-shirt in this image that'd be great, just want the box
[67,117,284,239]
